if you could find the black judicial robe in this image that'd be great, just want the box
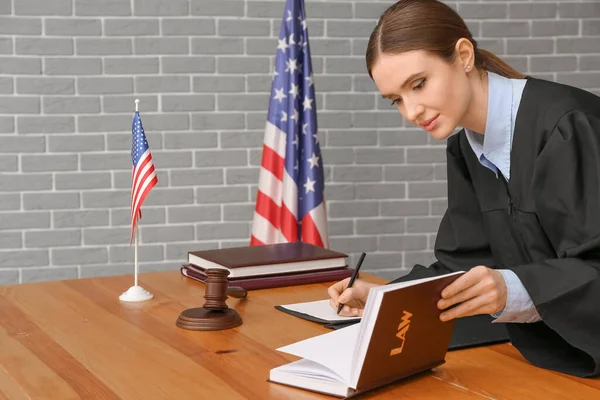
[392,76,600,377]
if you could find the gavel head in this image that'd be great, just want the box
[203,268,230,311]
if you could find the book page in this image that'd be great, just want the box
[270,360,352,397]
[379,271,464,294]
[276,323,361,385]
[279,299,361,323]
[275,359,345,383]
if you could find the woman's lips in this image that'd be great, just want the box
[420,114,439,131]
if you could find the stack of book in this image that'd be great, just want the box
[180,242,353,290]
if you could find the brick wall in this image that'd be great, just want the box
[0,0,599,284]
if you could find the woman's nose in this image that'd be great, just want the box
[404,101,425,125]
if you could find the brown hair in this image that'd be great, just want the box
[366,0,525,80]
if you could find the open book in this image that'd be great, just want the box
[269,271,464,398]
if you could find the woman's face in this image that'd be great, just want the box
[371,50,472,140]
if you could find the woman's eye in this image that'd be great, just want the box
[391,98,402,106]
[413,78,426,90]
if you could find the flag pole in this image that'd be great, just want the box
[120,98,153,302]
[134,223,139,287]
[134,99,139,288]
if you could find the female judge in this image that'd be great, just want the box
[328,0,600,378]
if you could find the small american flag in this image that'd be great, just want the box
[130,111,158,243]
[250,0,329,247]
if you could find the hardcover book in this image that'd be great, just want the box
[269,272,464,398]
[187,242,348,278]
[181,264,354,291]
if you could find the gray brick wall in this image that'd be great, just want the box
[1,0,599,284]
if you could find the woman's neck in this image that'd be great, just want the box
[460,69,489,135]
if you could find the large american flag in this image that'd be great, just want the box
[130,111,158,243]
[250,0,329,248]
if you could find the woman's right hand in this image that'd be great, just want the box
[327,278,380,317]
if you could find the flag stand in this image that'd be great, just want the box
[119,224,153,302]
[120,99,153,302]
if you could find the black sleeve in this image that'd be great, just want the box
[508,110,600,377]
[390,135,495,284]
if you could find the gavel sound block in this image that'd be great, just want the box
[176,268,247,331]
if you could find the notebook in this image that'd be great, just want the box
[269,271,464,398]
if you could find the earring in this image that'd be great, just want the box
[465,65,471,70]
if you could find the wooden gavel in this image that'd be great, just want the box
[176,269,246,331]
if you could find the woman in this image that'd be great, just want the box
[328,0,600,378]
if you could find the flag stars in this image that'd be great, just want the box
[299,16,307,30]
[285,58,298,74]
[277,37,289,53]
[289,83,299,99]
[302,123,309,135]
[274,88,286,102]
[292,134,299,147]
[313,133,320,144]
[289,34,296,46]
[306,74,314,87]
[307,153,319,169]
[304,177,316,193]
[281,111,288,122]
[291,108,299,122]
[303,96,313,111]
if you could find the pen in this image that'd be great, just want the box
[337,252,367,315]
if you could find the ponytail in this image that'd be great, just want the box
[475,48,526,79]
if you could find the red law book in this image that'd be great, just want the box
[186,242,348,279]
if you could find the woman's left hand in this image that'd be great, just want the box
[437,266,507,322]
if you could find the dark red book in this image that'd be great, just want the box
[187,242,348,278]
[181,264,355,291]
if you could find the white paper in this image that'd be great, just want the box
[276,323,361,384]
[276,359,345,383]
[279,299,361,322]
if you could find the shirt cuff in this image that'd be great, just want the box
[491,269,542,323]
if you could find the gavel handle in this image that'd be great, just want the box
[227,286,248,298]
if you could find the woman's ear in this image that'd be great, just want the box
[454,38,475,70]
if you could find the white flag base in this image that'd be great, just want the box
[119,285,153,302]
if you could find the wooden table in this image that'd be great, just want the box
[0,271,598,399]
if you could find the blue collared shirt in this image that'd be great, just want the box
[464,72,541,323]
